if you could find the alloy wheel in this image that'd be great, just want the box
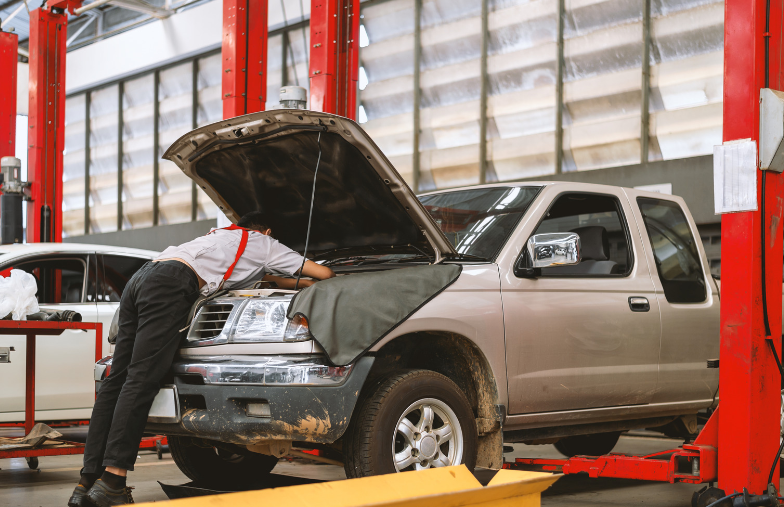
[393,397,463,471]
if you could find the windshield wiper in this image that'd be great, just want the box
[447,253,490,262]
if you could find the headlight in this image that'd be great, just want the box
[230,300,311,343]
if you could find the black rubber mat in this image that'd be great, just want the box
[158,475,323,499]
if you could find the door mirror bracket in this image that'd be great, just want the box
[515,266,542,278]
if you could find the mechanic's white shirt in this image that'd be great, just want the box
[156,228,305,295]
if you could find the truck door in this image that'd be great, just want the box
[630,194,719,405]
[502,189,662,414]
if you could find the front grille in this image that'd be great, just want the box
[191,303,234,340]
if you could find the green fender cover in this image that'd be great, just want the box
[287,264,462,366]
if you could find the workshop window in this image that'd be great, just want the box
[63,93,87,237]
[637,197,706,303]
[528,193,632,276]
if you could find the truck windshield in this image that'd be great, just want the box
[419,186,542,260]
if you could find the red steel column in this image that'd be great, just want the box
[27,8,67,243]
[309,0,359,120]
[0,32,17,158]
[24,333,35,434]
[222,0,268,119]
[719,0,784,494]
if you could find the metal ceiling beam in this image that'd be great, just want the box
[106,0,170,19]
[0,0,22,13]
[1,0,27,29]
[66,12,95,45]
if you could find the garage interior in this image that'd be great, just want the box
[0,0,780,505]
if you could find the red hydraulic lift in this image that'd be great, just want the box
[507,0,784,503]
[0,30,17,159]
[27,5,68,243]
[719,0,784,496]
[222,0,269,118]
[308,0,359,120]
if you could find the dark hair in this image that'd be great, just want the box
[237,211,272,232]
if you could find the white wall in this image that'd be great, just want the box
[17,62,27,115]
[65,0,222,93]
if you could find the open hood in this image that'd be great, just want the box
[162,110,456,261]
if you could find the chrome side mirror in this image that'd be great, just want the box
[527,233,581,269]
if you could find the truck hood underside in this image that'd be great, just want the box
[163,111,456,260]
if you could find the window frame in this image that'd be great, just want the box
[98,253,152,302]
[635,196,708,304]
[515,191,636,279]
[1,254,94,305]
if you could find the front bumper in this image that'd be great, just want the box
[145,356,374,446]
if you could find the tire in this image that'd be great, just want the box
[343,369,478,478]
[168,435,278,486]
[554,432,622,457]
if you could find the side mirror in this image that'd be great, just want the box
[518,233,581,277]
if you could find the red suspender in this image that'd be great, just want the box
[208,224,251,288]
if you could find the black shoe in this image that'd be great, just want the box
[67,484,89,507]
[86,480,134,506]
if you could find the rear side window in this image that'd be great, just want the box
[637,198,706,303]
[101,255,149,302]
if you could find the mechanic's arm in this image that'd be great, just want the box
[297,260,335,280]
[262,261,335,290]
[263,275,315,289]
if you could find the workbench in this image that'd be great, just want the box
[0,320,102,465]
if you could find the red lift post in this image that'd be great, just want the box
[720,0,784,495]
[27,7,68,243]
[222,0,268,119]
[0,31,17,159]
[309,0,359,120]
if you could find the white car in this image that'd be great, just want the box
[0,243,157,423]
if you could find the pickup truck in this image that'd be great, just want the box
[98,110,720,485]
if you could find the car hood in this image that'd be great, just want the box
[162,110,455,261]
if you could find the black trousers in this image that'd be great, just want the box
[83,261,200,472]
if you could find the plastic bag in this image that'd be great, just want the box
[0,269,40,320]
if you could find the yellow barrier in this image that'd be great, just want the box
[139,466,559,507]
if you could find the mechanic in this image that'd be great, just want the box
[68,211,335,507]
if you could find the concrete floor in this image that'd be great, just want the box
[0,433,768,506]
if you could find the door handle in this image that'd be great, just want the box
[0,346,14,363]
[628,297,650,312]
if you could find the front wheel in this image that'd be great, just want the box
[168,436,278,487]
[343,369,478,478]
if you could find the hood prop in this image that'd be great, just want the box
[294,129,324,289]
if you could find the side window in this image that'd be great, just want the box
[11,257,87,304]
[101,255,149,302]
[522,193,632,276]
[637,197,706,303]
